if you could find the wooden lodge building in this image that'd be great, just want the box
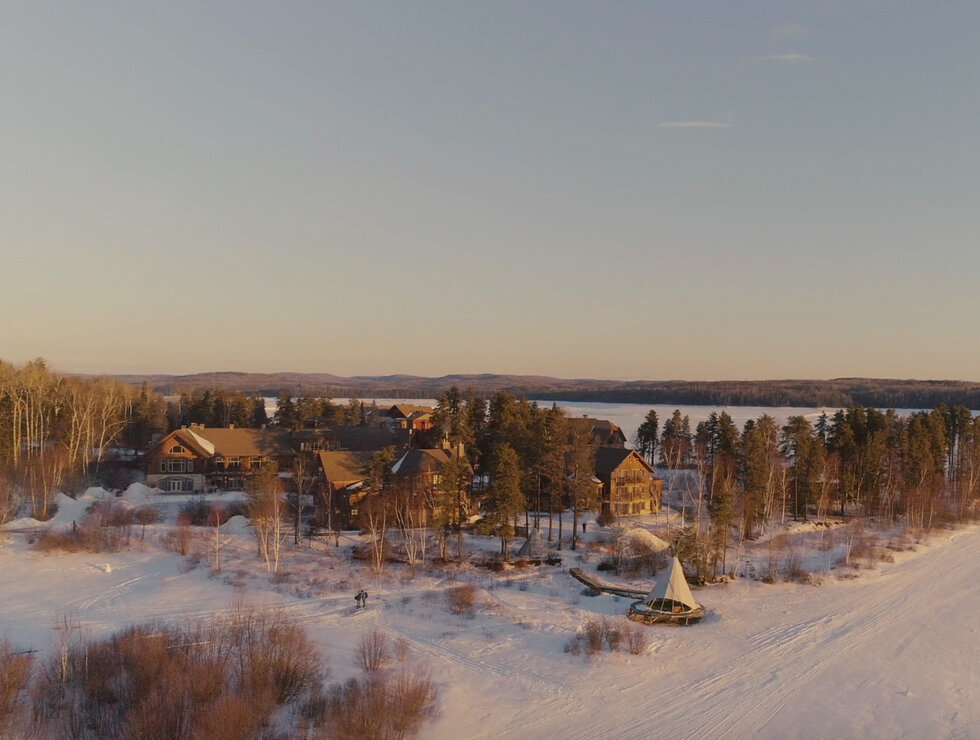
[594,447,663,518]
[144,426,297,493]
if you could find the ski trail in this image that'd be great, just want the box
[503,528,980,740]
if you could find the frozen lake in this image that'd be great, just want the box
[268,397,838,445]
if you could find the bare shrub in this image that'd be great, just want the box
[446,584,477,616]
[394,637,409,662]
[625,625,649,655]
[180,498,245,527]
[596,510,617,528]
[358,630,391,673]
[165,516,193,555]
[134,506,162,540]
[785,558,812,584]
[603,620,622,651]
[33,520,122,554]
[566,618,627,658]
[0,638,33,734]
[33,528,83,553]
[32,610,326,739]
[231,609,324,706]
[319,667,438,740]
[387,667,438,738]
[584,619,604,655]
[564,635,582,655]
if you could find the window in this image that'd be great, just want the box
[169,445,185,454]
[162,477,193,492]
[162,459,190,473]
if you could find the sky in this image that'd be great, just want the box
[2,2,979,382]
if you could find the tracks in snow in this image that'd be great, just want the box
[505,528,980,740]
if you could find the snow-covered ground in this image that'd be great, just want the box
[1,489,978,739]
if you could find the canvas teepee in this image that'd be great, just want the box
[517,527,547,560]
[643,556,700,612]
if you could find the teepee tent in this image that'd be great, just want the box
[517,527,547,560]
[643,556,700,612]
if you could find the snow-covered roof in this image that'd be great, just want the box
[185,428,215,456]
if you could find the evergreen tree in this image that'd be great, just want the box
[780,416,823,520]
[567,425,597,551]
[660,410,692,468]
[482,443,524,559]
[275,391,297,429]
[250,396,269,428]
[634,410,659,465]
[434,454,472,560]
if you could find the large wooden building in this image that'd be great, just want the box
[145,426,296,493]
[594,447,663,518]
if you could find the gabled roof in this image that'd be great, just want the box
[183,428,215,456]
[645,557,699,611]
[568,416,627,446]
[388,404,435,419]
[593,446,655,477]
[318,450,373,486]
[392,448,452,476]
[192,428,295,457]
[329,426,409,452]
[146,428,214,458]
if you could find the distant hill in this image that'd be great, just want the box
[106,372,980,409]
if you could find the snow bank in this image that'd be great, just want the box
[221,515,252,536]
[1,517,44,530]
[122,482,159,506]
[48,492,96,528]
[81,486,115,501]
[616,526,670,556]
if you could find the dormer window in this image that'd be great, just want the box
[169,445,186,454]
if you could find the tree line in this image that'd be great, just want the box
[633,405,980,580]
[544,378,980,409]
[351,387,601,564]
[112,372,980,410]
[0,359,167,522]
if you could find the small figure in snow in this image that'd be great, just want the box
[361,590,368,608]
[582,522,587,533]
[72,520,77,534]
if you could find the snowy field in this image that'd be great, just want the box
[2,487,979,739]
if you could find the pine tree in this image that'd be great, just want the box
[634,410,659,465]
[434,454,472,560]
[482,443,524,559]
[567,425,597,551]
[275,392,297,430]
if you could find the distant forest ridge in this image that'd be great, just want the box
[109,373,980,410]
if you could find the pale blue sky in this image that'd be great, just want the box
[2,2,978,380]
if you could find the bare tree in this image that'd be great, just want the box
[246,462,285,572]
[360,493,391,576]
[291,454,317,546]
[390,481,429,566]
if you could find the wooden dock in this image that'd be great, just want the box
[569,568,648,600]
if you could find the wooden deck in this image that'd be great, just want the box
[569,568,648,600]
